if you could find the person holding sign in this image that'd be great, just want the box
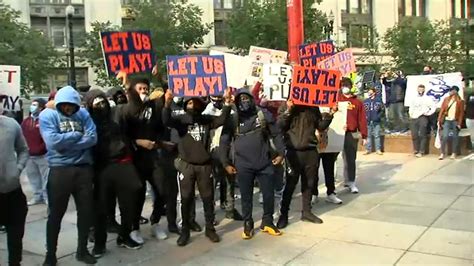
[276,98,334,229]
[162,88,233,247]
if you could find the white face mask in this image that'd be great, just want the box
[108,99,116,108]
[173,97,181,103]
[341,87,351,95]
[140,94,148,102]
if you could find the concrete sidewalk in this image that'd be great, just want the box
[1,153,473,265]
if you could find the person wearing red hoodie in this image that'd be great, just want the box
[21,98,49,206]
[339,78,368,194]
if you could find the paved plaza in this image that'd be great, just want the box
[1,153,473,265]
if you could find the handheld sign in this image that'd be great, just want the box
[299,41,335,67]
[317,48,356,77]
[210,50,250,89]
[247,46,288,86]
[262,64,292,101]
[100,31,155,76]
[0,65,21,111]
[167,55,227,97]
[290,66,341,107]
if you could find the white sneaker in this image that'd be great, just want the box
[27,198,43,206]
[311,195,319,205]
[152,224,168,240]
[450,153,457,160]
[326,194,343,204]
[438,154,444,160]
[130,230,145,245]
[350,183,359,194]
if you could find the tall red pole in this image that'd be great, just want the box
[287,0,304,64]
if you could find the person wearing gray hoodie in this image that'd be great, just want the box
[0,94,30,266]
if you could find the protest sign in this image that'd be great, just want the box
[319,101,348,153]
[299,40,336,67]
[100,30,155,76]
[0,65,21,111]
[262,64,292,101]
[290,66,341,107]
[317,49,356,77]
[166,55,227,97]
[210,50,250,89]
[247,46,288,86]
[405,72,464,108]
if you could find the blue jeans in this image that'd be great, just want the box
[441,120,460,155]
[366,122,382,152]
[25,155,49,202]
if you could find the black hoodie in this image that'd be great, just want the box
[162,97,231,165]
[84,89,133,169]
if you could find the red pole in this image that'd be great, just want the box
[287,0,304,64]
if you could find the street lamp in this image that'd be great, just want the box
[324,11,335,40]
[65,5,76,89]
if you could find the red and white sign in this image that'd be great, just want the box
[0,65,21,111]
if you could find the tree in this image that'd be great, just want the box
[80,1,212,87]
[0,3,58,95]
[227,0,328,54]
[383,18,469,75]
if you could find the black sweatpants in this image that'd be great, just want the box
[237,165,274,225]
[94,162,142,248]
[343,132,359,183]
[0,188,28,265]
[281,149,319,215]
[212,157,235,212]
[315,153,339,196]
[47,165,94,254]
[178,160,214,230]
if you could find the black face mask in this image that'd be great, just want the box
[186,109,200,117]
[116,95,127,105]
[422,71,431,75]
[212,99,223,109]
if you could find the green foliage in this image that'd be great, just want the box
[80,1,212,88]
[0,3,58,95]
[227,0,327,54]
[383,18,470,76]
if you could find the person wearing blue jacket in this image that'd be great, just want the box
[39,86,98,266]
[363,87,384,155]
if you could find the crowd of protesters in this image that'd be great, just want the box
[0,64,473,266]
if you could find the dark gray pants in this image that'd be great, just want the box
[343,132,359,183]
[410,116,429,154]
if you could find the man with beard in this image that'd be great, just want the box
[84,90,143,258]
[162,89,232,247]
[220,89,285,239]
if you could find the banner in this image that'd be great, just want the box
[166,55,227,97]
[0,65,21,111]
[290,66,341,107]
[299,40,336,67]
[210,50,250,89]
[319,101,348,153]
[100,31,155,76]
[247,46,288,86]
[262,64,292,101]
[405,72,464,108]
[317,49,356,77]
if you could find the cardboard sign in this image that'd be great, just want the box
[317,49,356,77]
[262,64,292,101]
[299,41,336,67]
[290,66,341,107]
[210,50,250,89]
[319,101,348,153]
[405,72,464,108]
[247,46,288,86]
[100,31,155,76]
[0,65,21,111]
[166,55,227,97]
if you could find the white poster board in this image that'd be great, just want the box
[405,72,464,108]
[247,46,288,86]
[319,101,348,153]
[0,65,21,111]
[262,64,292,101]
[209,50,250,89]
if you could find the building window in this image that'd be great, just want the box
[346,0,371,14]
[50,68,88,89]
[451,0,467,18]
[345,24,372,48]
[214,0,243,9]
[214,20,228,46]
[398,0,425,17]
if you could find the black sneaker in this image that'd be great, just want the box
[205,227,220,243]
[42,253,57,266]
[76,250,97,264]
[168,223,180,235]
[117,235,142,250]
[189,220,202,232]
[301,212,323,224]
[260,223,282,236]
[106,219,121,234]
[92,246,106,258]
[242,220,254,240]
[177,229,190,247]
[225,209,243,221]
[277,214,288,229]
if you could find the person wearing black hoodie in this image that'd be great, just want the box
[84,90,143,257]
[276,99,333,229]
[162,89,232,247]
[219,89,285,239]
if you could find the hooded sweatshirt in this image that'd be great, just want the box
[0,115,29,193]
[363,97,384,123]
[220,89,284,170]
[39,86,98,167]
[339,94,368,139]
[21,100,47,156]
